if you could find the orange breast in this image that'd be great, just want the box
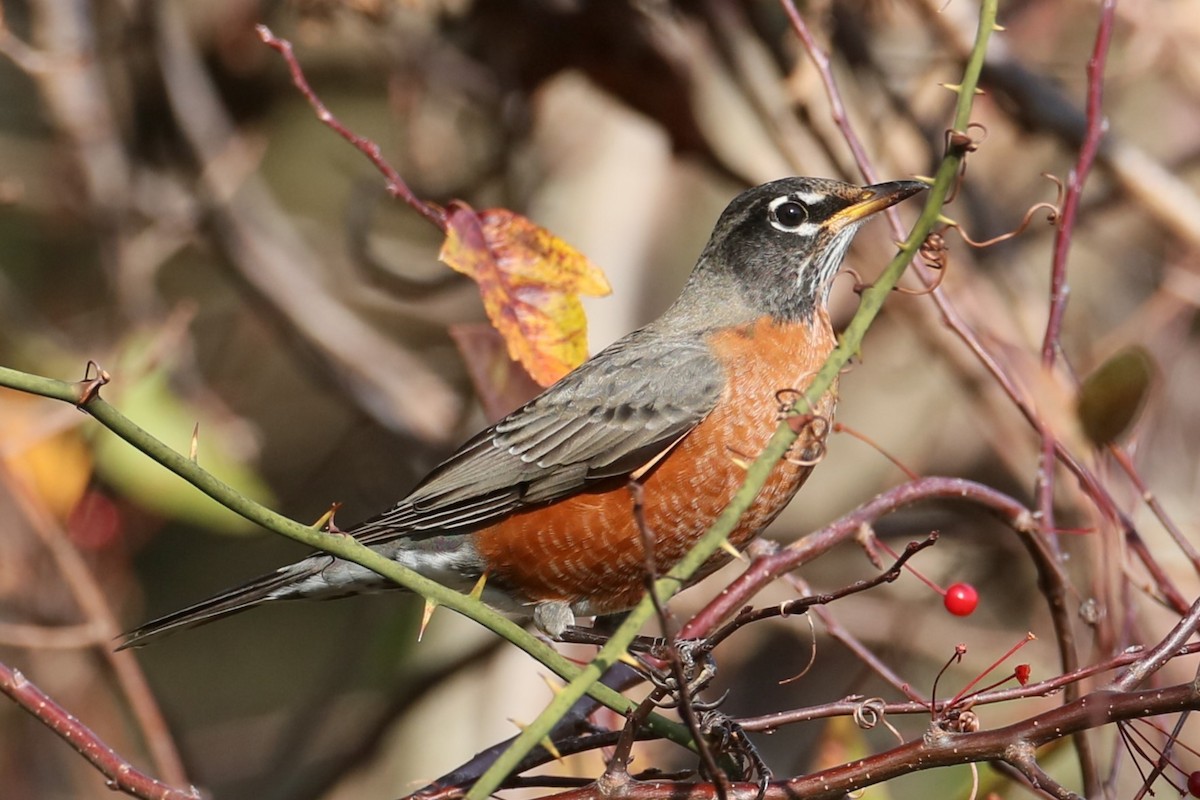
[472,312,839,615]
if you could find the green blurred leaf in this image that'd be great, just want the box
[91,358,274,534]
[1076,346,1155,446]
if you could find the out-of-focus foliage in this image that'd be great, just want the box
[1,0,1199,798]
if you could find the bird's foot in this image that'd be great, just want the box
[696,709,772,800]
[643,639,720,703]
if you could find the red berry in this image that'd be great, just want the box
[1015,664,1032,685]
[1188,770,1200,797]
[943,582,979,616]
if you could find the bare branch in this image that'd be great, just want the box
[0,661,202,800]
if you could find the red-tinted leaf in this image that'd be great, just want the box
[439,202,611,386]
[449,323,542,422]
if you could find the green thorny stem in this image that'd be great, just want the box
[467,1,999,796]
[0,1,998,794]
[0,364,692,748]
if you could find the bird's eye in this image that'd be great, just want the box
[768,197,810,232]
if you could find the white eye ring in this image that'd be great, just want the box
[768,195,814,234]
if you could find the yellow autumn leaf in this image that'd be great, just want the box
[0,392,92,519]
[438,201,611,386]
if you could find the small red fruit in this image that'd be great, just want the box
[1014,663,1032,685]
[1188,770,1200,797]
[943,582,979,616]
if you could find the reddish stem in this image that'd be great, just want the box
[778,3,879,183]
[1034,0,1117,568]
[1110,445,1200,571]
[0,661,201,800]
[1041,0,1116,367]
[681,476,1034,636]
[871,535,945,594]
[255,25,447,231]
[947,632,1036,708]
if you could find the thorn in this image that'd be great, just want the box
[189,423,200,462]
[418,598,438,641]
[913,174,935,185]
[312,502,344,533]
[936,213,957,226]
[940,82,963,94]
[719,539,747,561]
[617,652,642,669]
[541,735,563,761]
[993,23,1006,31]
[729,456,751,470]
[508,719,563,761]
[469,573,488,600]
[76,360,111,407]
[539,673,565,696]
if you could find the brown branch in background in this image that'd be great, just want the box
[1032,13,1118,719]
[0,661,202,800]
[1109,446,1200,572]
[786,574,924,702]
[777,1,877,180]
[0,7,50,73]
[0,461,189,787]
[154,2,459,440]
[23,0,131,225]
[1040,0,1116,369]
[0,621,105,649]
[256,26,446,231]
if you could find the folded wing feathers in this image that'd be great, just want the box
[346,333,722,545]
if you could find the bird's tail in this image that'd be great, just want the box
[117,559,329,650]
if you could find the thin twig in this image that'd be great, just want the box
[255,26,446,231]
[682,476,1035,636]
[0,661,202,800]
[0,460,189,786]
[0,621,105,649]
[1112,595,1200,691]
[736,642,1200,733]
[704,535,939,651]
[1109,446,1200,571]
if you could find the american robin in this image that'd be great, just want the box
[120,176,924,648]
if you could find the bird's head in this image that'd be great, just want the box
[668,177,926,329]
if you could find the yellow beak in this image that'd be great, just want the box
[830,180,927,228]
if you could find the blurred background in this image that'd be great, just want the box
[2,0,1200,797]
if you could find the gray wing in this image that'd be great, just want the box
[351,329,724,545]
